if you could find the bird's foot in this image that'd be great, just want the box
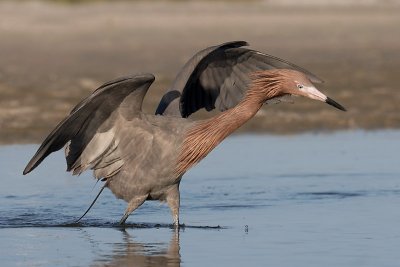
[172,218,185,231]
[119,213,129,225]
[172,214,180,229]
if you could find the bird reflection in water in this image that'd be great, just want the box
[92,229,181,267]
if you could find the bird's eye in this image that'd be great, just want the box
[297,84,304,89]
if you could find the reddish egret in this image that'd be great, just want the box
[23,41,345,226]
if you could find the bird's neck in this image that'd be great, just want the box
[175,96,263,175]
[207,96,264,135]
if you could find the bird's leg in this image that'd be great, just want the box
[166,184,180,229]
[119,195,147,225]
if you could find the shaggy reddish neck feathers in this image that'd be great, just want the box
[175,70,286,175]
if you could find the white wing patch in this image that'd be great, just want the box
[66,129,125,178]
[80,129,115,168]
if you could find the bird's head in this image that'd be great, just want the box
[250,69,346,111]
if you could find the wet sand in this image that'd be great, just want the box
[0,1,399,144]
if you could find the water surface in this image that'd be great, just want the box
[1,131,399,266]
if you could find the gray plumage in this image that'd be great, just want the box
[155,41,323,118]
[24,74,194,224]
[23,41,345,226]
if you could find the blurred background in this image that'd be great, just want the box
[1,2,400,266]
[0,0,399,144]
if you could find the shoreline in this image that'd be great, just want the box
[0,1,399,144]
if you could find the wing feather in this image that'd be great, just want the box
[156,41,323,117]
[23,74,155,175]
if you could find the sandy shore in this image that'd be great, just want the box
[0,1,399,144]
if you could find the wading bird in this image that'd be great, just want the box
[23,41,345,226]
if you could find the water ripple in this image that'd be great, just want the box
[294,191,365,200]
[0,216,224,229]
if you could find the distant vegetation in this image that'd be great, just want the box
[43,0,142,3]
[7,0,246,3]
[32,0,195,3]
[3,0,178,4]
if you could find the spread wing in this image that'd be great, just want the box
[155,41,322,118]
[23,74,155,176]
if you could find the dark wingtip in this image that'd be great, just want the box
[23,164,33,175]
[23,147,50,175]
[95,73,155,93]
[23,158,37,175]
[220,41,249,49]
[235,40,249,47]
[326,97,346,111]
[155,90,181,115]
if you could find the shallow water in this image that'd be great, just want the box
[1,131,400,267]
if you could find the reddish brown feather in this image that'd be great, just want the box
[175,70,290,175]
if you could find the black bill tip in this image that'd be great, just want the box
[326,97,346,111]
